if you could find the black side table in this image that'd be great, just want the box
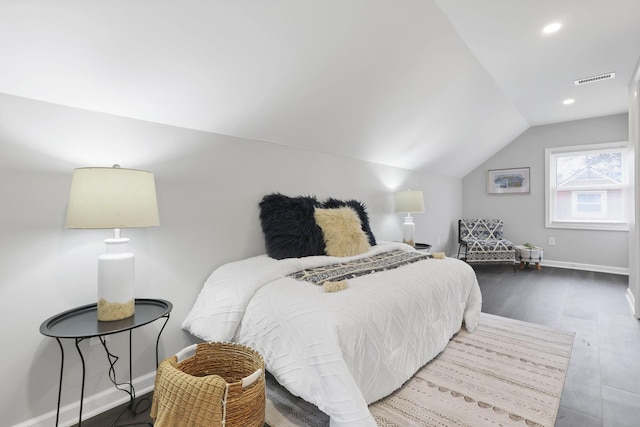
[40,298,172,427]
[414,243,432,252]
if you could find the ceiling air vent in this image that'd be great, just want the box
[574,72,616,86]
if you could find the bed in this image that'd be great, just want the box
[182,194,482,427]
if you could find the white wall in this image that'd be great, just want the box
[0,93,461,426]
[629,57,640,317]
[462,113,629,273]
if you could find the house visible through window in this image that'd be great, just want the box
[545,142,629,231]
[572,191,607,218]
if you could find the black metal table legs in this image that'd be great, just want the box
[54,338,64,427]
[52,313,170,426]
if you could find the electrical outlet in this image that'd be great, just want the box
[548,237,556,246]
[437,237,441,245]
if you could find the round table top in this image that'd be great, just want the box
[40,298,172,339]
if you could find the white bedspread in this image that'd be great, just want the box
[182,242,482,427]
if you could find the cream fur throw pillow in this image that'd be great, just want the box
[314,207,370,257]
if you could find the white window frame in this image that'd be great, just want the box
[545,141,630,231]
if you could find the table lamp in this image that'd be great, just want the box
[65,165,160,321]
[395,190,425,247]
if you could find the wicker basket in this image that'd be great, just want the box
[151,342,265,427]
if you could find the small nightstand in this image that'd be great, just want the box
[40,298,172,426]
[414,243,432,252]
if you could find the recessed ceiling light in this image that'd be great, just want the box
[562,98,575,105]
[542,22,562,34]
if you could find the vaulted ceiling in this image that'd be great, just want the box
[1,0,638,177]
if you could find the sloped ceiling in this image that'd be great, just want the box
[0,1,638,177]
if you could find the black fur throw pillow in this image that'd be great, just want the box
[259,193,326,259]
[322,198,377,247]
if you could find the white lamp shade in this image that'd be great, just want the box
[395,190,425,213]
[66,167,160,229]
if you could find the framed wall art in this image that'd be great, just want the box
[487,167,530,194]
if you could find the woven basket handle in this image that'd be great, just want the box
[242,368,263,387]
[175,343,198,362]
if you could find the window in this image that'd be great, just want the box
[571,191,607,218]
[545,142,630,231]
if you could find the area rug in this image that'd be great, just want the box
[265,312,575,427]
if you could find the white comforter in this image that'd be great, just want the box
[182,241,482,427]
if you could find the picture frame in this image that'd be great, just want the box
[487,167,530,194]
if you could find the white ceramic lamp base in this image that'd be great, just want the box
[402,216,416,247]
[97,238,135,321]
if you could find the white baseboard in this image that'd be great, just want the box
[541,259,629,276]
[13,372,156,427]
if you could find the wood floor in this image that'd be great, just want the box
[475,264,640,427]
[72,394,153,426]
[78,265,640,427]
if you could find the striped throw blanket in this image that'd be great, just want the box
[288,249,431,285]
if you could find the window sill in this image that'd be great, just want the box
[545,221,629,232]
